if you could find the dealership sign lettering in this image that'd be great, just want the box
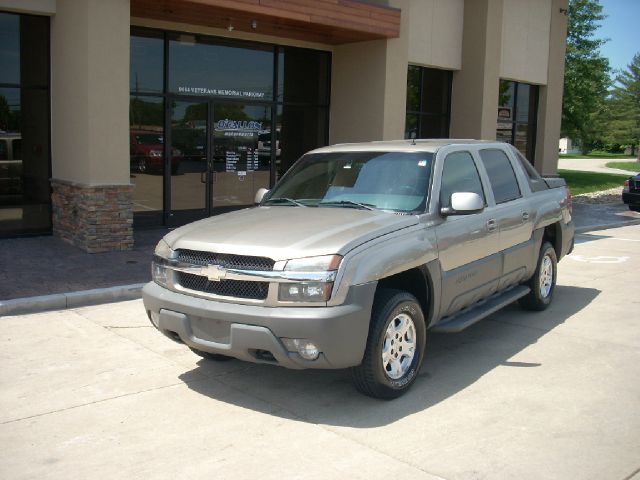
[177,86,266,98]
[215,119,263,132]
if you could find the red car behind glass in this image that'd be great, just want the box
[130,130,183,175]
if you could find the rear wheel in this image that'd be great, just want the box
[189,347,233,362]
[519,241,557,311]
[351,289,426,399]
[629,204,640,212]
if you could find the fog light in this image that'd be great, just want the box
[281,338,320,361]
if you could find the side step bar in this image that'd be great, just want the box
[431,285,531,333]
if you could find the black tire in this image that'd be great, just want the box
[189,347,233,362]
[137,158,147,173]
[519,241,557,311]
[629,204,640,212]
[351,289,426,400]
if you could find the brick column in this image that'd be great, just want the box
[51,180,133,253]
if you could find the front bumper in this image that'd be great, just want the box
[142,281,376,369]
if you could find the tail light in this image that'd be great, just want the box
[624,179,629,188]
[566,187,572,214]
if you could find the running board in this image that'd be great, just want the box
[431,285,531,333]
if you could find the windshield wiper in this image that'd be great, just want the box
[263,197,307,207]
[318,200,376,210]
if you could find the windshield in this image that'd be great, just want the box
[265,151,433,212]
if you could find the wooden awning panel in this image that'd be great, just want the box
[131,0,401,44]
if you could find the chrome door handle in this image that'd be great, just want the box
[486,219,498,232]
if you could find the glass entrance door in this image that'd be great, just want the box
[168,99,272,225]
[169,99,209,225]
[211,103,271,215]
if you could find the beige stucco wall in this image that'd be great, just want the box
[0,0,55,15]
[534,0,569,174]
[329,0,409,143]
[407,0,463,70]
[51,0,130,185]
[501,0,551,85]
[450,0,503,140]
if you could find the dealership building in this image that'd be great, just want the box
[0,0,568,251]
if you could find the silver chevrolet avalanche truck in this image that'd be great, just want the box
[143,140,575,399]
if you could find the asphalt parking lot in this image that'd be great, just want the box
[1,225,639,480]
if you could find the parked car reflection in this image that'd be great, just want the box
[130,130,183,174]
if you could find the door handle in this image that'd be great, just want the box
[486,219,498,232]
[522,211,530,221]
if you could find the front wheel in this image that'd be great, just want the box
[351,289,426,399]
[519,241,557,311]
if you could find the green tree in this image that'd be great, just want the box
[562,0,611,153]
[604,53,640,160]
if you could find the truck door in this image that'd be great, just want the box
[434,150,502,317]
[477,148,534,289]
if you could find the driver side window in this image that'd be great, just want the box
[440,151,485,209]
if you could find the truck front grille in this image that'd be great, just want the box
[174,249,274,300]
[176,272,269,300]
[176,249,274,271]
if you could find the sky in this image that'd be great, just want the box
[597,0,640,75]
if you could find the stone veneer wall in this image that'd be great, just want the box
[51,179,134,253]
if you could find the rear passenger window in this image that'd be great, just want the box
[440,151,485,208]
[479,149,521,203]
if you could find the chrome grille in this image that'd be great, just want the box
[174,249,274,300]
[176,249,274,271]
[177,272,269,300]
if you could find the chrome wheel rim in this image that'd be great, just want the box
[539,255,554,298]
[382,313,416,380]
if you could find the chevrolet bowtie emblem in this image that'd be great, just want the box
[202,264,227,282]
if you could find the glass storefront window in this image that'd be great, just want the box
[405,66,452,138]
[0,13,20,85]
[130,31,164,94]
[277,47,331,105]
[130,96,164,224]
[0,12,51,237]
[129,28,331,227]
[169,35,274,101]
[276,105,328,180]
[497,80,538,161]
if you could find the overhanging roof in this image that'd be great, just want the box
[131,0,401,44]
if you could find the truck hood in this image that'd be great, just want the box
[164,206,419,261]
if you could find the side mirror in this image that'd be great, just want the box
[254,188,269,204]
[441,192,484,216]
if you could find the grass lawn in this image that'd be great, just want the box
[559,151,634,159]
[605,161,640,171]
[557,169,630,195]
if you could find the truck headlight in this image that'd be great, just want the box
[278,255,341,302]
[152,239,174,287]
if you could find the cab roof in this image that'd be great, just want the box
[309,139,503,154]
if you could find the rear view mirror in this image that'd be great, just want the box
[441,192,484,216]
[254,188,269,204]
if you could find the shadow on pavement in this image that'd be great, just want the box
[179,285,600,428]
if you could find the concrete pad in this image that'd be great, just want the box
[0,382,443,480]
[0,309,204,423]
[2,224,640,480]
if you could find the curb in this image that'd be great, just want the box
[0,283,146,317]
[575,218,640,234]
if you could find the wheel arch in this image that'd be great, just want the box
[375,261,441,327]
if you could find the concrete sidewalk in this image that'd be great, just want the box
[558,157,638,175]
